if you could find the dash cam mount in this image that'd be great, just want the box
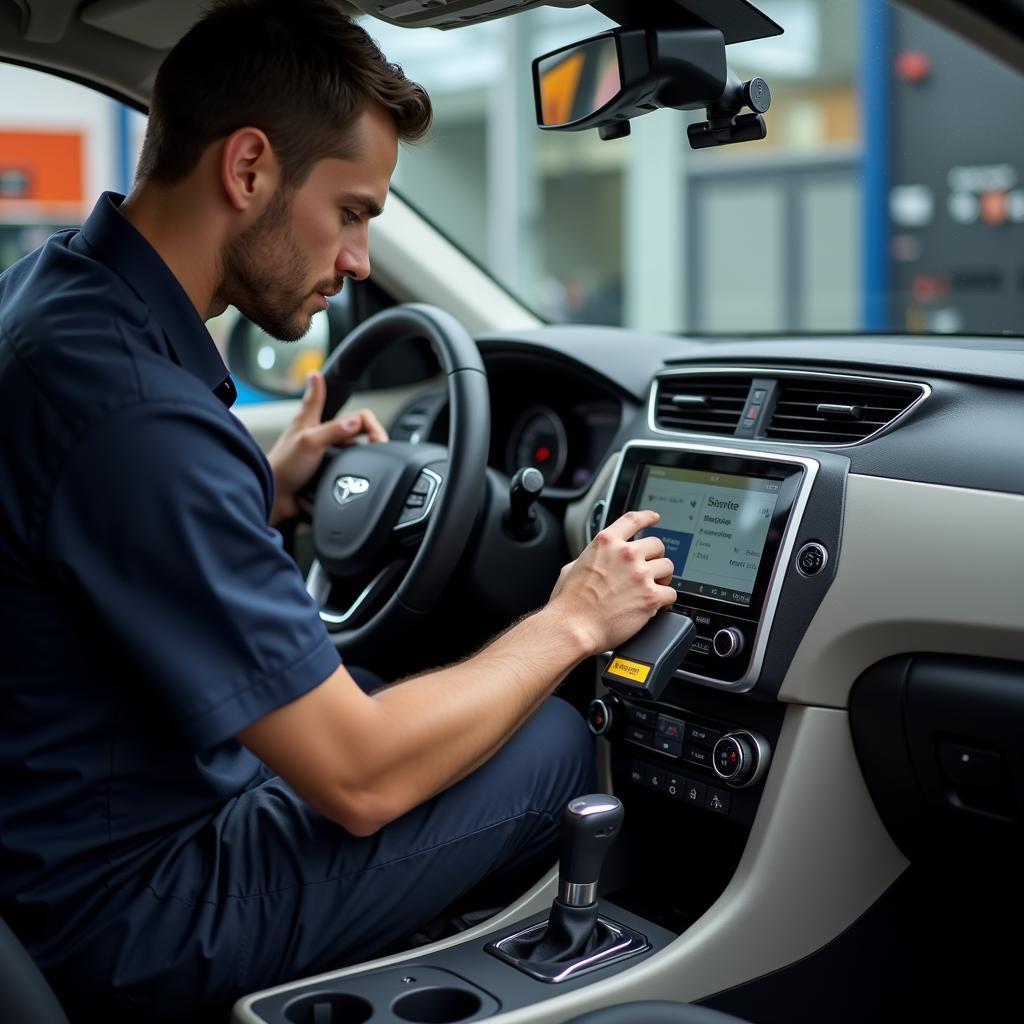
[687,71,772,150]
[533,24,774,151]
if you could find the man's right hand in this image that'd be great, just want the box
[547,509,678,656]
[241,507,676,837]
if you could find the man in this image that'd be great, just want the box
[0,1,676,1019]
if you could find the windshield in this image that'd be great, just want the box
[367,1,1024,337]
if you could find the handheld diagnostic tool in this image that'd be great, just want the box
[602,611,697,702]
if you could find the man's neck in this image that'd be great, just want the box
[120,183,225,321]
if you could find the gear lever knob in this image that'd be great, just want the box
[506,466,545,539]
[558,794,624,907]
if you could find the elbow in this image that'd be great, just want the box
[325,787,400,838]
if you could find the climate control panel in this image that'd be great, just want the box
[591,692,774,825]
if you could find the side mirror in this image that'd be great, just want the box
[532,26,771,147]
[227,295,355,399]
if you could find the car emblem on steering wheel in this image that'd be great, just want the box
[332,475,371,506]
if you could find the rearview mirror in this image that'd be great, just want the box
[536,34,622,129]
[532,26,771,148]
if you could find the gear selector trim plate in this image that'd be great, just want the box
[486,916,649,983]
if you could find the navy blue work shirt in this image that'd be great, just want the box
[0,193,341,964]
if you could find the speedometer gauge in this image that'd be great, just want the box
[507,406,568,486]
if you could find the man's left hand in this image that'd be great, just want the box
[267,370,388,525]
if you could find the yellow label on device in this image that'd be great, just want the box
[607,658,651,683]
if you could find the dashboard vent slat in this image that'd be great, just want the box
[654,375,752,436]
[764,378,924,444]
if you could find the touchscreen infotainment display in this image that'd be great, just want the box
[637,464,782,607]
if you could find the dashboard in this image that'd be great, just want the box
[387,325,1024,858]
[241,324,1024,1022]
[390,348,626,500]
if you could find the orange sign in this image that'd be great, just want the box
[0,131,83,209]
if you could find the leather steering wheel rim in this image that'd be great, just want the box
[310,302,490,659]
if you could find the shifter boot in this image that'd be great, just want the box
[499,900,618,966]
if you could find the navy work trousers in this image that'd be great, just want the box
[50,688,595,1023]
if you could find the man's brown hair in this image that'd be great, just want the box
[135,0,431,186]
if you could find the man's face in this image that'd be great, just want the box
[222,103,398,342]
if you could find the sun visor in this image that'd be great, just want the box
[343,1,590,31]
[594,0,782,46]
[79,0,211,49]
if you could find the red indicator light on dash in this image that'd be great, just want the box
[730,752,738,761]
[535,447,552,463]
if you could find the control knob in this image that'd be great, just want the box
[586,695,620,736]
[712,731,767,787]
[712,627,745,659]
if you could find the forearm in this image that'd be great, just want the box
[241,509,675,837]
[348,606,592,827]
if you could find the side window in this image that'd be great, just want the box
[0,62,328,405]
[0,64,143,272]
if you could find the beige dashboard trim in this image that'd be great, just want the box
[564,452,618,555]
[780,473,1024,709]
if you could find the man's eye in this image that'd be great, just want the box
[342,209,360,226]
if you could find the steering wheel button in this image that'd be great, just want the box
[405,492,427,508]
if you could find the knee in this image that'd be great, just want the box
[521,697,597,798]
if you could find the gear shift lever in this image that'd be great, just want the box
[487,794,648,982]
[558,795,624,907]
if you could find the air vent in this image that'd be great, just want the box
[764,377,924,444]
[653,374,752,435]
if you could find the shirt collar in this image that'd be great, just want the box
[77,192,237,408]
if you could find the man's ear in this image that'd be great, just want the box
[219,127,280,213]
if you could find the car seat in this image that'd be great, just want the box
[0,915,71,1024]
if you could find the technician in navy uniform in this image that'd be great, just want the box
[0,2,677,1019]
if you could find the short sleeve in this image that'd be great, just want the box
[45,400,341,749]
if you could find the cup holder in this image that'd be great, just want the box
[392,986,483,1023]
[253,967,497,1024]
[283,992,374,1024]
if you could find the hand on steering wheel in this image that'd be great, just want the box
[303,303,490,663]
[268,371,388,525]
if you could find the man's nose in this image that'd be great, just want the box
[337,243,370,282]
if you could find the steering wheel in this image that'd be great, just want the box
[303,303,489,661]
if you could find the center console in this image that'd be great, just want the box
[602,441,820,691]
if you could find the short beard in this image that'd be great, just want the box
[220,189,316,342]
